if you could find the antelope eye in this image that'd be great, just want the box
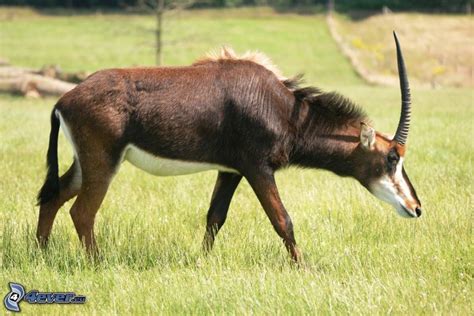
[387,150,399,165]
[386,151,399,173]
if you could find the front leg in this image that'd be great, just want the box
[245,170,300,262]
[202,172,242,252]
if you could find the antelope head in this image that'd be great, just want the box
[356,32,421,218]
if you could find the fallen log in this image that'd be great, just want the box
[39,64,89,84]
[0,65,78,97]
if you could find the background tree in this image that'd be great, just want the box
[142,0,195,65]
[156,0,165,66]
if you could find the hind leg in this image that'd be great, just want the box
[69,154,117,255]
[37,160,81,247]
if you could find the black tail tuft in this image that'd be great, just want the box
[37,109,60,206]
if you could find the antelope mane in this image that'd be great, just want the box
[193,46,287,81]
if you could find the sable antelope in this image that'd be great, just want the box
[37,33,421,262]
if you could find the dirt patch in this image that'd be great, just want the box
[331,12,473,88]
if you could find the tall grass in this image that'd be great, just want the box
[0,8,472,315]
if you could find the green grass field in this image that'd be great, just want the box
[0,7,472,315]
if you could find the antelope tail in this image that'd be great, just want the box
[37,109,60,205]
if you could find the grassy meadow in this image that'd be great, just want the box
[0,7,472,315]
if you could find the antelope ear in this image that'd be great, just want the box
[360,123,376,150]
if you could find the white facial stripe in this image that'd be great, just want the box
[394,158,414,204]
[370,158,417,218]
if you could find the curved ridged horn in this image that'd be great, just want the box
[393,31,411,145]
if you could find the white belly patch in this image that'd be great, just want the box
[123,145,239,176]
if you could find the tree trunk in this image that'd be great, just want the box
[327,0,334,15]
[156,0,165,66]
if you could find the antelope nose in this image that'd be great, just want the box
[415,207,422,217]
